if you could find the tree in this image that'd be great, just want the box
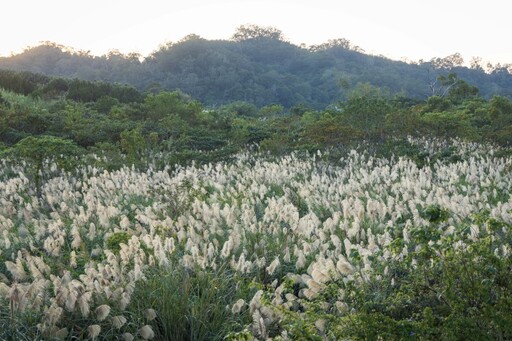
[469,56,484,71]
[420,111,477,139]
[0,69,48,95]
[447,79,479,103]
[2,136,82,197]
[178,34,205,43]
[144,90,201,123]
[221,101,258,117]
[424,95,452,112]
[489,96,512,128]
[309,38,364,53]
[120,126,147,165]
[301,112,362,146]
[430,53,464,70]
[427,72,454,97]
[231,25,284,41]
[341,83,393,139]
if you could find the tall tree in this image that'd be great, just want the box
[341,83,392,139]
[231,24,284,41]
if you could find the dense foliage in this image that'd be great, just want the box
[1,26,511,108]
[0,138,511,340]
[0,67,511,165]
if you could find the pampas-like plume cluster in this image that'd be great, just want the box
[0,137,511,338]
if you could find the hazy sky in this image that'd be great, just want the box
[2,0,511,64]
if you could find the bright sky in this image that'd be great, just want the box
[2,0,511,64]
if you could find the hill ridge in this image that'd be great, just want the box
[1,33,511,108]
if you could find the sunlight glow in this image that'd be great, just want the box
[1,0,511,63]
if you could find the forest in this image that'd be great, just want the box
[1,25,512,108]
[0,62,511,161]
[0,26,512,340]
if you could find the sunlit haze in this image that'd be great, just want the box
[2,0,511,64]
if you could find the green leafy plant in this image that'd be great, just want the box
[106,232,132,254]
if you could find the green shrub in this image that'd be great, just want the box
[106,232,132,254]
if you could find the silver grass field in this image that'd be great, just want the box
[0,137,511,340]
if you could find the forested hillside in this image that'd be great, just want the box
[1,25,511,108]
[1,65,511,162]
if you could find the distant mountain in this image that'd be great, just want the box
[1,27,511,108]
